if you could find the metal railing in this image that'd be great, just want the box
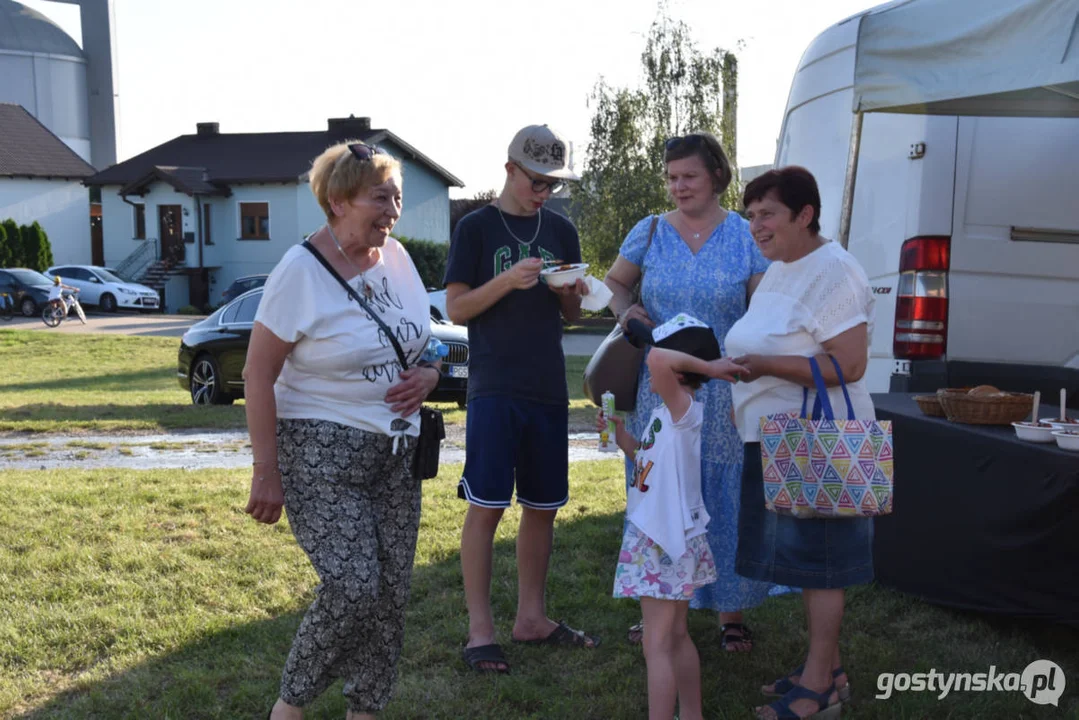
[113,238,159,283]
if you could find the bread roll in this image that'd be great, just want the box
[967,385,1002,396]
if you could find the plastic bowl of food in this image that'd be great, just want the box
[1051,430,1079,451]
[540,262,589,288]
[1012,421,1056,443]
[1043,417,1079,431]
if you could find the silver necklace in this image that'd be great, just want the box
[496,200,542,249]
[327,224,376,299]
[679,209,722,240]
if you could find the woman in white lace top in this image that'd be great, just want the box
[724,166,875,720]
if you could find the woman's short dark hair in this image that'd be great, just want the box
[663,132,733,196]
[742,166,821,234]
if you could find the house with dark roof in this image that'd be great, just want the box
[0,103,95,265]
[84,115,464,312]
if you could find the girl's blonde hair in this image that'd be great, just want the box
[309,141,401,220]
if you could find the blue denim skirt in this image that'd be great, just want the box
[735,443,874,589]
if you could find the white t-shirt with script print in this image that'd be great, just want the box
[626,398,710,560]
[255,238,430,438]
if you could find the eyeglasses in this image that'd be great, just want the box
[348,142,387,162]
[513,162,565,195]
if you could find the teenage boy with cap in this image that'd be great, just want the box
[444,124,593,673]
[602,314,747,720]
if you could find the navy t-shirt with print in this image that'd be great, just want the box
[443,205,582,405]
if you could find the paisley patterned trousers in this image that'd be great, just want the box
[275,418,421,714]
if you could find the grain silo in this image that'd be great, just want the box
[0,0,117,169]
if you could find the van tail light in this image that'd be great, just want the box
[893,236,950,360]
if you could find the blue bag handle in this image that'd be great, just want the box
[800,355,856,421]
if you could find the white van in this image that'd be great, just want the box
[773,4,1079,397]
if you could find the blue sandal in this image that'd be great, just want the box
[756,683,842,719]
[763,665,851,702]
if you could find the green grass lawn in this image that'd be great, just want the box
[1,465,1075,719]
[0,332,599,435]
[0,332,598,434]
[0,331,245,433]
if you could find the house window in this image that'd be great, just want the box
[203,204,213,245]
[239,202,270,240]
[133,203,146,239]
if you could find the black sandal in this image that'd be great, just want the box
[719,622,753,652]
[462,643,510,674]
[513,620,601,648]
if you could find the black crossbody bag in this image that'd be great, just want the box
[303,240,445,480]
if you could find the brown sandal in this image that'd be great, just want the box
[719,622,753,652]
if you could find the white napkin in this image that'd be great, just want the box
[580,275,613,312]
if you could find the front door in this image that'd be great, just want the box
[90,214,104,266]
[158,205,184,264]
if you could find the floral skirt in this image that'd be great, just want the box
[613,522,718,601]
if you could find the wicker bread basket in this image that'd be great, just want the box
[936,388,1033,425]
[914,394,946,418]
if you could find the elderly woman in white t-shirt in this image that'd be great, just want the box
[242,141,441,720]
[724,166,875,720]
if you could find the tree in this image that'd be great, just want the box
[450,189,497,236]
[0,222,10,268]
[572,2,741,276]
[35,222,54,270]
[2,219,20,267]
[20,223,48,272]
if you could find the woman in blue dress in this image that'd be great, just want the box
[604,132,786,650]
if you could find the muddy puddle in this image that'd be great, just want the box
[0,430,619,470]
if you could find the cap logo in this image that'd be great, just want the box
[522,138,565,168]
[653,313,708,343]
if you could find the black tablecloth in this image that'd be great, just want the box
[871,393,1079,626]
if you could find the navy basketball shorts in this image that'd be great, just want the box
[457,395,569,510]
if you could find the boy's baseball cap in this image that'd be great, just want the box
[626,313,721,384]
[508,124,581,181]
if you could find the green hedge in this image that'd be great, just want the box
[397,236,448,290]
[0,219,53,271]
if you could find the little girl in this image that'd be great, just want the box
[599,314,747,720]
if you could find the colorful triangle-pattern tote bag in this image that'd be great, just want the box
[758,356,894,519]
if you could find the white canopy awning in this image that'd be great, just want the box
[853,0,1079,117]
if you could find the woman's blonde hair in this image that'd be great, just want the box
[309,141,402,220]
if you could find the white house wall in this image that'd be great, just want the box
[393,159,450,243]
[202,184,300,304]
[0,178,90,265]
[98,161,452,312]
[100,183,197,269]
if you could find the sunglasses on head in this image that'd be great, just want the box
[665,134,709,152]
[513,162,566,195]
[348,142,387,162]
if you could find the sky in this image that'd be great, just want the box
[24,0,878,198]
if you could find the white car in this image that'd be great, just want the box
[428,288,448,321]
[46,264,160,312]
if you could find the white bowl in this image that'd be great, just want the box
[540,262,589,288]
[1052,430,1079,451]
[1012,421,1056,443]
[1042,417,1079,431]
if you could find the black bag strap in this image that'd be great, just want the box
[302,239,411,370]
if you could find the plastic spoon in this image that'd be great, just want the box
[1062,388,1067,421]
[1032,391,1040,425]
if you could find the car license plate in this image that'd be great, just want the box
[449,365,468,379]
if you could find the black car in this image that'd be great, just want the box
[0,268,53,317]
[178,287,469,405]
[220,274,268,305]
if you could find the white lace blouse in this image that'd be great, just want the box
[725,239,877,442]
